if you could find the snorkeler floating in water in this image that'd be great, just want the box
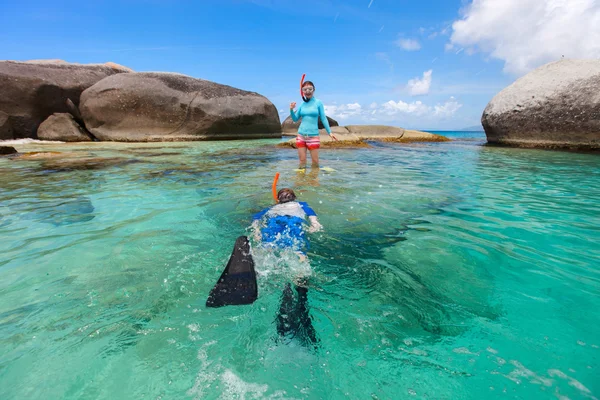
[206,184,322,348]
[251,188,323,250]
[251,187,322,347]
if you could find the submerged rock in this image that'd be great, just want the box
[482,59,600,150]
[10,196,95,226]
[0,60,130,140]
[80,72,281,141]
[40,197,95,226]
[0,146,18,155]
[16,151,68,160]
[37,113,94,142]
[41,157,138,171]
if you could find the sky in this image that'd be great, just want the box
[1,0,599,130]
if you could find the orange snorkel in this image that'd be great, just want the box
[272,172,280,202]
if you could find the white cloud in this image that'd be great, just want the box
[380,100,430,116]
[325,98,462,121]
[434,97,462,117]
[396,38,421,51]
[325,103,363,119]
[406,70,432,96]
[450,0,600,75]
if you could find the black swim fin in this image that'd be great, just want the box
[206,236,258,308]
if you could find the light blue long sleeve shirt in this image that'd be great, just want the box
[290,97,332,137]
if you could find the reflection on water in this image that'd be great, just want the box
[0,138,599,399]
[294,165,321,188]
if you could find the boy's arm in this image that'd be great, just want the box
[251,208,269,241]
[251,219,262,241]
[307,215,323,233]
[300,202,322,232]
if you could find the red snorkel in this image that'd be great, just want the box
[300,73,308,102]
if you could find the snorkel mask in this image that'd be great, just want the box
[300,74,314,102]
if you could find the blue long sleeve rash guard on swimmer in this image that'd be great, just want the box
[253,201,317,251]
[290,97,332,137]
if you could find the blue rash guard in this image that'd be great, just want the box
[253,201,317,251]
[290,97,332,137]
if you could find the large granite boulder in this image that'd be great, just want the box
[482,59,600,150]
[80,72,281,141]
[37,113,93,142]
[0,60,130,139]
[282,115,338,135]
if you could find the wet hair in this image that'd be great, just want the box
[302,81,315,90]
[277,188,296,203]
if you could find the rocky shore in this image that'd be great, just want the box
[278,125,449,148]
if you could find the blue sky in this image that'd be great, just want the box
[2,0,598,130]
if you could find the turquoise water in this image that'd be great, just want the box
[0,135,599,399]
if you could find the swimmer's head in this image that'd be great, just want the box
[277,188,296,203]
[302,81,315,101]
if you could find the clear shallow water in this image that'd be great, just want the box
[0,135,599,399]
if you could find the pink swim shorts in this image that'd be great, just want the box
[296,135,320,150]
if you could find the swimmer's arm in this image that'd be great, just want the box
[317,100,332,135]
[290,103,302,122]
[307,215,323,233]
[251,208,270,242]
[251,219,262,242]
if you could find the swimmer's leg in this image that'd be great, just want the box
[276,283,296,338]
[294,279,319,348]
[297,146,307,168]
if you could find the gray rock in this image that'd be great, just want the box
[0,111,12,140]
[0,60,130,139]
[80,72,281,141]
[345,125,405,136]
[482,59,600,149]
[281,115,338,133]
[37,113,93,142]
[0,146,18,155]
[65,98,84,124]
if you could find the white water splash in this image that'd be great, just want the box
[0,138,64,145]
